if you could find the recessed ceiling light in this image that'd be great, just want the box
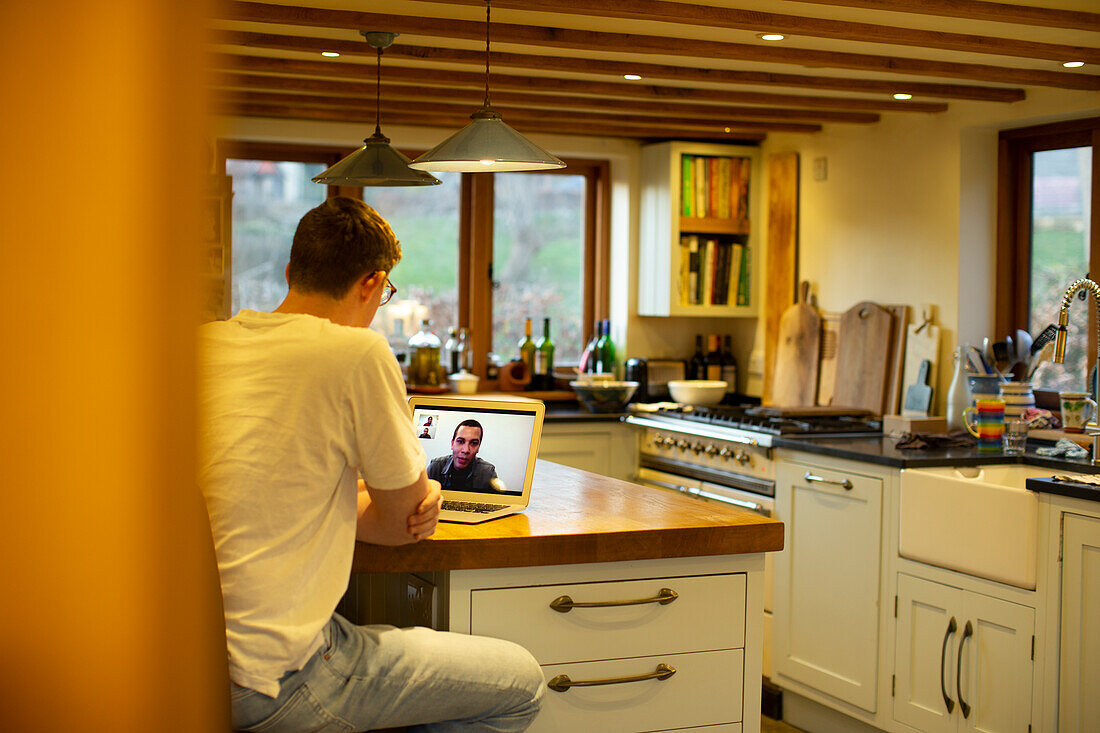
[893,93,913,100]
[758,33,785,42]
[1063,61,1084,68]
[724,126,732,133]
[321,51,340,57]
[623,74,642,81]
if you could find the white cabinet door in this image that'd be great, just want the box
[959,589,1033,733]
[1059,512,1100,733]
[539,422,637,479]
[894,574,960,733]
[774,460,882,712]
[893,573,1034,733]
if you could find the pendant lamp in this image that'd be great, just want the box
[409,0,564,173]
[312,32,441,187]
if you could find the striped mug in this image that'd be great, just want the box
[963,399,1005,454]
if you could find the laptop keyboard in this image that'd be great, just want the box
[441,500,510,514]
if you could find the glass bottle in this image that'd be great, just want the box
[456,327,471,373]
[721,334,738,398]
[688,335,706,380]
[946,344,970,432]
[580,321,601,374]
[443,326,459,376]
[705,334,723,381]
[408,319,443,387]
[595,319,617,376]
[534,318,555,390]
[518,318,536,385]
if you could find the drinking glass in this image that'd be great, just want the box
[1003,418,1028,456]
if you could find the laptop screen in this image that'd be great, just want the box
[411,403,538,496]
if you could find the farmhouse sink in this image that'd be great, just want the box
[899,465,1077,589]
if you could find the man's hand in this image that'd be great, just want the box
[408,479,441,540]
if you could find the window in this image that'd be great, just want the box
[219,142,609,381]
[997,118,1099,394]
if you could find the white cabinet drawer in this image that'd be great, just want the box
[530,649,744,733]
[470,574,746,665]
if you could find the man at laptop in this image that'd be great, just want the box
[427,419,503,491]
[199,197,542,732]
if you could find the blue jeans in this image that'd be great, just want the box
[231,614,544,732]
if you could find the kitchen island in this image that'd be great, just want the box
[354,460,784,733]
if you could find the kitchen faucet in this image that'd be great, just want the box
[1053,277,1100,464]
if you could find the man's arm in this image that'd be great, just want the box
[357,470,441,545]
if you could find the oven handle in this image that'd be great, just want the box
[638,476,768,514]
[624,415,762,447]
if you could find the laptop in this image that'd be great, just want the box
[408,394,545,523]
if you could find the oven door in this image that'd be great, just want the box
[634,466,774,517]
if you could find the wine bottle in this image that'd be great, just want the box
[408,319,442,387]
[721,334,738,399]
[705,334,723,381]
[456,327,470,373]
[595,319,617,376]
[579,321,600,374]
[518,318,536,386]
[534,318,554,390]
[688,335,706,380]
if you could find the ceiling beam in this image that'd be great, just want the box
[214,71,881,123]
[217,101,770,142]
[221,30,1026,103]
[425,0,1100,63]
[785,0,1100,32]
[218,2,1100,90]
[215,54,950,113]
[216,89,825,133]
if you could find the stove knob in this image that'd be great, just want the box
[717,447,733,461]
[691,442,705,455]
[675,439,690,452]
[704,444,719,458]
[659,436,676,449]
[734,451,752,465]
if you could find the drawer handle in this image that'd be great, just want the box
[957,620,973,719]
[940,617,957,714]
[548,663,676,693]
[802,471,853,490]
[549,587,679,613]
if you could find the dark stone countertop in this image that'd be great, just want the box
[544,406,625,422]
[1025,476,1100,503]
[772,435,1100,491]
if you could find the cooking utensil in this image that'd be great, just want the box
[1005,335,1015,368]
[1027,341,1054,380]
[833,301,894,415]
[902,360,933,417]
[989,341,1010,382]
[771,281,821,406]
[1030,324,1059,356]
[902,307,940,395]
[968,345,992,375]
[1015,329,1033,362]
[816,312,841,406]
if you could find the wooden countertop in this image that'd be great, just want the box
[353,460,784,573]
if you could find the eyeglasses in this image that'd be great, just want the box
[380,277,397,306]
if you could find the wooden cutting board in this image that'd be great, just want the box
[882,304,909,416]
[902,308,941,415]
[771,281,820,406]
[816,312,841,406]
[832,301,895,415]
[762,152,800,404]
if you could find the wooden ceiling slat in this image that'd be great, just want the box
[218,2,1100,90]
[790,0,1100,33]
[428,0,1100,63]
[216,89,825,133]
[222,30,1026,103]
[216,54,950,113]
[214,70,880,123]
[219,101,770,142]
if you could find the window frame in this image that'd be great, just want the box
[218,141,611,383]
[995,117,1100,400]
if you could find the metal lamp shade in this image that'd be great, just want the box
[409,108,565,173]
[312,132,441,186]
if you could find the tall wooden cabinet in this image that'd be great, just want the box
[639,141,761,317]
[1058,512,1100,733]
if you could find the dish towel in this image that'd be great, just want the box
[1034,439,1089,459]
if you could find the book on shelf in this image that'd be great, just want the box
[717,158,731,219]
[713,242,729,305]
[708,158,720,219]
[701,238,715,305]
[736,244,751,306]
[680,235,699,305]
[681,155,694,217]
[694,157,707,219]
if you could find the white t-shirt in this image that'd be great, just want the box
[198,310,426,697]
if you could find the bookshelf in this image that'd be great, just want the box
[638,141,761,317]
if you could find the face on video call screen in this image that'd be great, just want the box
[412,405,537,496]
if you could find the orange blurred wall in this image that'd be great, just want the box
[0,2,230,730]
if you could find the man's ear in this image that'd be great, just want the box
[358,270,385,302]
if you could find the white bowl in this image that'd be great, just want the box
[668,380,727,406]
[448,371,480,395]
